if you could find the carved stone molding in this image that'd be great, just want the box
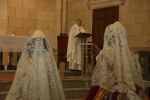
[87,0,125,10]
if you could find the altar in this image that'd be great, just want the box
[0,34,28,70]
[0,34,28,52]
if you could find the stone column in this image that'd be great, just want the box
[0,0,7,35]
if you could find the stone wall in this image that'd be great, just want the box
[120,0,150,49]
[7,0,56,48]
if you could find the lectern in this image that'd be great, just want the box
[75,33,92,72]
[75,33,92,42]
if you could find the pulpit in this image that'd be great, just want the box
[57,33,68,70]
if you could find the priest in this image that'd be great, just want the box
[67,18,86,71]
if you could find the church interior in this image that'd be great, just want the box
[0,0,150,100]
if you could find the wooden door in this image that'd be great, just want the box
[92,6,119,49]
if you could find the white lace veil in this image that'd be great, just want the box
[5,30,65,100]
[92,22,144,93]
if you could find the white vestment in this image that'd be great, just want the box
[67,24,86,70]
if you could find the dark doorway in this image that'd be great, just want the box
[92,6,119,49]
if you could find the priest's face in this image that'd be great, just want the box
[76,20,82,27]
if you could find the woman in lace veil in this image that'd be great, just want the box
[85,22,149,100]
[5,30,65,100]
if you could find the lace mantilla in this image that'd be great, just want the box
[5,30,65,100]
[92,22,145,99]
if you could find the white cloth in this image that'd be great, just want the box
[67,24,86,70]
[92,22,145,99]
[5,30,65,100]
[0,35,28,52]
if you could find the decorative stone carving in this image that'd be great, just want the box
[86,0,125,9]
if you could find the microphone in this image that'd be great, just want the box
[82,25,92,33]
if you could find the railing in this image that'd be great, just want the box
[80,43,100,76]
